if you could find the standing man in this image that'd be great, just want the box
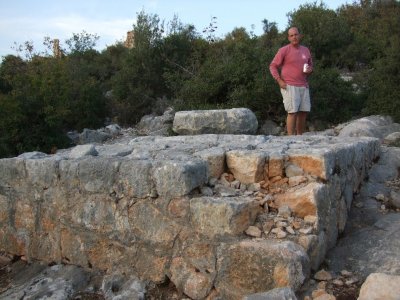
[269,27,313,135]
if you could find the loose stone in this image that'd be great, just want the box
[299,227,313,235]
[245,226,262,238]
[286,226,295,235]
[314,269,333,281]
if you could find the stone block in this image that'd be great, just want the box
[274,182,322,218]
[25,157,60,188]
[226,150,268,184]
[118,159,155,198]
[194,147,226,179]
[170,257,215,300]
[0,158,26,186]
[153,159,208,198]
[216,240,309,299]
[128,200,181,247]
[268,153,285,178]
[173,108,258,135]
[190,196,261,238]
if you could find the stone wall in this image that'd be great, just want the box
[0,134,380,299]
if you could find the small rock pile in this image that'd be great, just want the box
[202,172,319,241]
[375,178,400,212]
[299,269,361,300]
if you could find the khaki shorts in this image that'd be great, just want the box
[280,85,311,113]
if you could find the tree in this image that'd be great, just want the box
[287,2,353,68]
[110,11,167,125]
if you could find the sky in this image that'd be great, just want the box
[0,0,351,60]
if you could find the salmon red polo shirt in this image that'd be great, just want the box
[269,44,313,88]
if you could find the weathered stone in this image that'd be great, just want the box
[338,115,400,139]
[226,150,267,184]
[194,147,226,179]
[358,273,400,300]
[101,273,146,300]
[129,201,181,246]
[153,159,208,198]
[384,131,400,146]
[136,107,175,136]
[274,182,321,218]
[69,144,98,159]
[79,128,111,144]
[243,287,298,300]
[268,153,285,178]
[118,159,155,198]
[245,226,262,238]
[135,247,168,283]
[278,205,292,218]
[285,163,304,177]
[95,144,133,157]
[190,196,261,237]
[314,269,333,281]
[0,263,91,300]
[172,108,258,135]
[216,240,309,299]
[170,257,215,300]
[389,190,400,208]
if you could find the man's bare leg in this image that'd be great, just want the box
[286,113,297,135]
[296,111,308,135]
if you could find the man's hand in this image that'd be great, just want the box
[277,78,287,89]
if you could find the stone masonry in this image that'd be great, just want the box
[0,134,380,299]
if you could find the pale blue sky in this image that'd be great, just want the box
[0,0,351,59]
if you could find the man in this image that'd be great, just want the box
[269,27,313,135]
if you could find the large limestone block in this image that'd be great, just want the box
[153,159,208,198]
[226,150,268,184]
[128,201,181,247]
[64,194,119,232]
[135,246,168,283]
[215,240,309,299]
[268,153,286,178]
[61,229,137,273]
[274,182,323,218]
[194,147,226,179]
[59,157,120,193]
[190,196,261,238]
[170,257,215,300]
[25,157,60,188]
[287,153,329,180]
[172,108,258,135]
[0,158,26,186]
[118,159,155,198]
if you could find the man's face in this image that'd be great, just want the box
[288,28,301,46]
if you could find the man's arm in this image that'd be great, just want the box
[269,47,287,89]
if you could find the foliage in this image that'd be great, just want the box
[110,11,167,125]
[287,2,353,68]
[309,67,362,124]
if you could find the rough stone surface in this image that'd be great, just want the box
[358,273,400,300]
[338,115,400,139]
[243,287,298,300]
[172,108,258,135]
[216,240,309,299]
[0,132,381,299]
